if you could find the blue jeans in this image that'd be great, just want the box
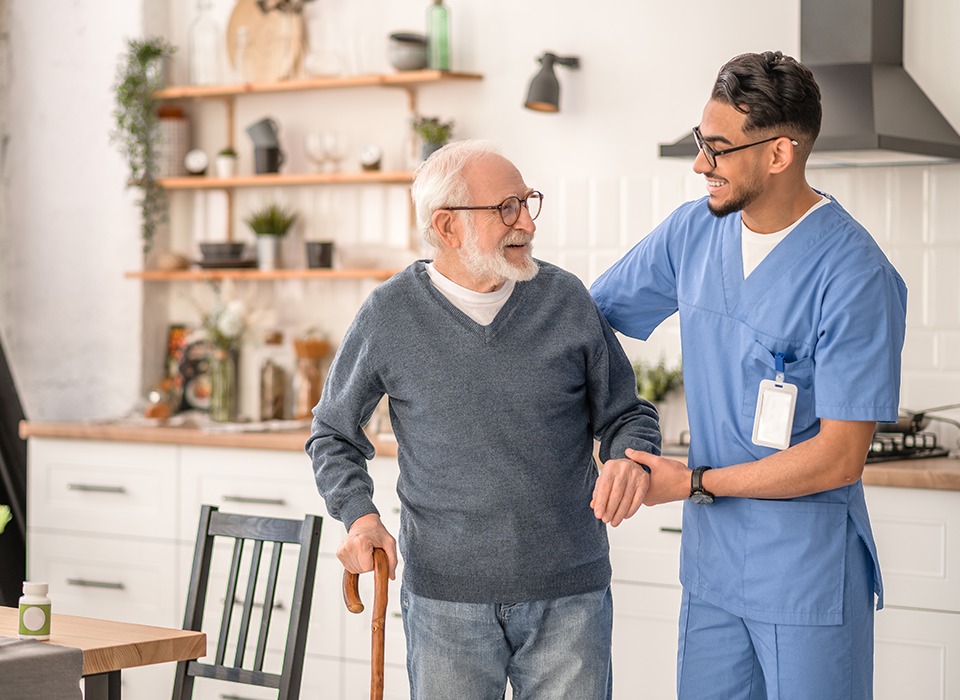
[401,585,613,700]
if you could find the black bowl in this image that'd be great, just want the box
[200,243,245,260]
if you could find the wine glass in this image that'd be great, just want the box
[305,133,329,173]
[322,132,349,172]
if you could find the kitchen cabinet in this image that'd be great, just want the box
[607,484,960,700]
[865,485,960,700]
[608,501,684,699]
[25,434,408,700]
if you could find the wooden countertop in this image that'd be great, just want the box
[19,420,398,457]
[18,421,958,490]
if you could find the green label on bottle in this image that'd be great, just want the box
[19,603,51,637]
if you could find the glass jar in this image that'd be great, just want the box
[292,334,331,419]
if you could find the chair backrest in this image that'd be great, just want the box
[172,505,323,700]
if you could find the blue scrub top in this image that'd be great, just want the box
[591,194,907,625]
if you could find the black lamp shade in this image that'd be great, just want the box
[525,57,560,112]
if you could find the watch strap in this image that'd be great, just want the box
[691,466,714,501]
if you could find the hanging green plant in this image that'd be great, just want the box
[111,37,176,252]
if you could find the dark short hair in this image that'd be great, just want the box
[712,51,821,151]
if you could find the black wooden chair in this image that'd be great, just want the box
[172,505,323,700]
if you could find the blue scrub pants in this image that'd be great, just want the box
[400,585,613,700]
[677,519,875,700]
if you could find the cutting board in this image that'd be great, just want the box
[226,0,304,82]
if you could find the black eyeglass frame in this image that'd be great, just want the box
[692,126,798,168]
[441,191,544,226]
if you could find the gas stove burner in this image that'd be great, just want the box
[866,430,950,463]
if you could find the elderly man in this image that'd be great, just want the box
[306,139,660,700]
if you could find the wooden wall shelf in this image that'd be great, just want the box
[126,268,400,282]
[158,170,413,190]
[153,70,483,100]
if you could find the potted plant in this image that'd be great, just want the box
[245,203,298,271]
[111,37,176,253]
[412,115,454,160]
[215,146,238,178]
[632,356,683,403]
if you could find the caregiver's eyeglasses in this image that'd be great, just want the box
[442,191,543,226]
[692,126,798,169]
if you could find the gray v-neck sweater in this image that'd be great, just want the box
[307,260,661,603]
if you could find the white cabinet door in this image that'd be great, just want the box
[28,530,180,628]
[178,445,337,554]
[865,486,960,613]
[28,437,178,539]
[875,605,960,700]
[611,581,682,700]
[609,501,684,587]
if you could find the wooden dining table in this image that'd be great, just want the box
[0,606,205,700]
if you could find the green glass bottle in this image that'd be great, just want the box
[427,0,450,71]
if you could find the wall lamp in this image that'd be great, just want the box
[524,52,581,113]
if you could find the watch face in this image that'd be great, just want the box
[185,149,209,175]
[690,491,714,505]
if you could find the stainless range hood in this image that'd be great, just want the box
[659,0,960,167]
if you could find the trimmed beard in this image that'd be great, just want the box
[706,169,765,218]
[458,217,539,283]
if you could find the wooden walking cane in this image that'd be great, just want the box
[343,547,389,700]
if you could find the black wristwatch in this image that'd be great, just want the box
[690,466,714,504]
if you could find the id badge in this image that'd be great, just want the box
[751,379,798,450]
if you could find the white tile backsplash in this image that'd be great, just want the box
[554,163,960,450]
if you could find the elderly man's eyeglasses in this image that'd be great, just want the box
[692,126,798,169]
[442,191,543,226]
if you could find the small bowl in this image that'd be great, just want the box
[388,33,428,72]
[200,242,245,260]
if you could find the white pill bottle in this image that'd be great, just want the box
[19,581,51,640]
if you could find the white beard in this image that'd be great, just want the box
[458,220,539,283]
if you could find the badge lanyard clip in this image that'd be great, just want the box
[775,352,786,384]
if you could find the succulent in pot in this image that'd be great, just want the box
[245,203,298,271]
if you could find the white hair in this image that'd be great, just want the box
[410,139,503,249]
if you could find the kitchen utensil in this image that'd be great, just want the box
[343,548,388,700]
[226,0,304,82]
[881,404,960,435]
[246,117,281,147]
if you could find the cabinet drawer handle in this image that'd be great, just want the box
[221,495,286,506]
[67,578,125,590]
[67,483,126,494]
[659,527,682,534]
[220,695,261,700]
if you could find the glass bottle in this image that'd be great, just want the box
[427,0,450,71]
[189,0,222,85]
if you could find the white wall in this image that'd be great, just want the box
[2,0,960,445]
